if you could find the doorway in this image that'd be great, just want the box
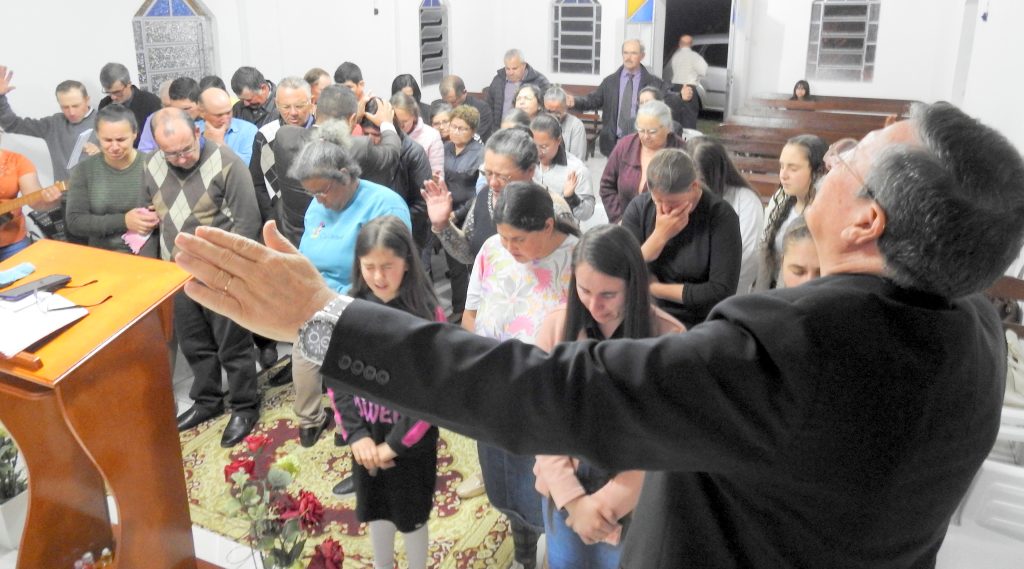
[661,0,732,116]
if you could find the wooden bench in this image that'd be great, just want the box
[753,95,916,116]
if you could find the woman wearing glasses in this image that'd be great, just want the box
[286,121,413,448]
[599,100,686,223]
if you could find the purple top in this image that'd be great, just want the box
[617,68,641,137]
[599,132,685,223]
[503,81,520,116]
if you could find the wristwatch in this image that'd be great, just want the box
[297,296,352,366]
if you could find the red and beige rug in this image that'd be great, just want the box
[180,369,512,568]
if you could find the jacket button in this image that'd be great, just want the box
[363,365,376,381]
[376,370,390,385]
[351,360,364,375]
[339,355,352,370]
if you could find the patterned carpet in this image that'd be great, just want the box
[180,363,512,568]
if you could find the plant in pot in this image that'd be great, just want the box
[0,426,28,549]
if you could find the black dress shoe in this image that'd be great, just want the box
[220,413,259,448]
[299,412,334,448]
[176,404,224,432]
[259,345,279,370]
[267,359,293,387]
[332,476,355,496]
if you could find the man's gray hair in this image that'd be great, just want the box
[544,85,568,105]
[504,49,525,63]
[99,63,132,89]
[485,126,538,172]
[623,39,646,55]
[277,76,311,97]
[317,85,356,121]
[869,101,1024,298]
[647,148,698,194]
[288,120,362,182]
[637,100,673,130]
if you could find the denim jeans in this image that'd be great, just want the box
[478,441,544,567]
[542,498,623,569]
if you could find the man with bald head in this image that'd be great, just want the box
[250,77,315,225]
[568,39,665,156]
[485,49,549,128]
[668,34,709,88]
[197,87,258,165]
[141,107,262,448]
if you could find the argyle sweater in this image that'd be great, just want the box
[140,142,261,261]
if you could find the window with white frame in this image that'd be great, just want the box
[419,0,449,86]
[806,0,881,82]
[552,0,602,74]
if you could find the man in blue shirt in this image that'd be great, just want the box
[196,87,258,165]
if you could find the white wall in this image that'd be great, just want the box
[961,0,1024,152]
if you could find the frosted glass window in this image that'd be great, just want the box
[806,0,881,83]
[552,0,602,75]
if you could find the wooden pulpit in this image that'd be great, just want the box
[0,240,196,568]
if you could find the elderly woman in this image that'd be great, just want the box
[514,83,543,121]
[391,92,444,180]
[530,113,605,230]
[621,148,741,328]
[0,134,61,260]
[66,104,154,254]
[599,100,685,223]
[287,120,412,448]
[467,181,580,569]
[429,101,453,143]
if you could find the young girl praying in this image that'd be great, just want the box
[332,215,441,569]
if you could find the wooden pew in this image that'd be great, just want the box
[753,95,916,116]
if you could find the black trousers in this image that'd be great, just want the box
[173,293,259,416]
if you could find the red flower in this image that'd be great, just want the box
[244,434,272,453]
[271,491,298,517]
[279,489,325,532]
[307,538,344,569]
[223,457,256,483]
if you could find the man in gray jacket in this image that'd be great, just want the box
[0,65,98,181]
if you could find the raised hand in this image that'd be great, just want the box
[0,66,15,96]
[421,178,454,231]
[562,170,579,198]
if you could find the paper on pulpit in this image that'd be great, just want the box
[0,292,88,358]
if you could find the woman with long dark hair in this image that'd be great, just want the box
[753,134,827,290]
[687,138,764,293]
[391,73,430,119]
[533,224,683,569]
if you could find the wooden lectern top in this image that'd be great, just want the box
[0,240,189,387]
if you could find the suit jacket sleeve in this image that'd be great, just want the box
[371,128,402,179]
[573,81,606,112]
[320,297,795,474]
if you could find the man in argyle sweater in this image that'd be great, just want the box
[141,107,262,448]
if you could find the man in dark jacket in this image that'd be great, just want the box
[97,62,162,148]
[485,49,549,126]
[174,101,1024,569]
[230,66,278,128]
[438,75,494,142]
[569,40,665,156]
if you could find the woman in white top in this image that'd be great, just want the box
[530,113,607,231]
[753,134,827,290]
[687,138,764,293]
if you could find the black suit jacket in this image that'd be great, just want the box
[321,274,1002,568]
[574,65,665,156]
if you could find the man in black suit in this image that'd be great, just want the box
[568,39,665,156]
[174,102,1024,569]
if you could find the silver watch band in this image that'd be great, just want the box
[298,295,352,366]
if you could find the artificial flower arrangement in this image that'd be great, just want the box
[224,434,344,569]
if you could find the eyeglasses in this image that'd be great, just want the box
[278,103,310,113]
[163,139,198,160]
[449,124,472,133]
[635,126,663,137]
[479,169,514,184]
[825,138,874,198]
[303,177,345,197]
[102,83,131,97]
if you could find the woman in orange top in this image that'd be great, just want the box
[0,131,62,260]
[533,224,684,569]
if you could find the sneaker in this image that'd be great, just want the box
[456,472,485,499]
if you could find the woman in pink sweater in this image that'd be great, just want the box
[533,224,684,569]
